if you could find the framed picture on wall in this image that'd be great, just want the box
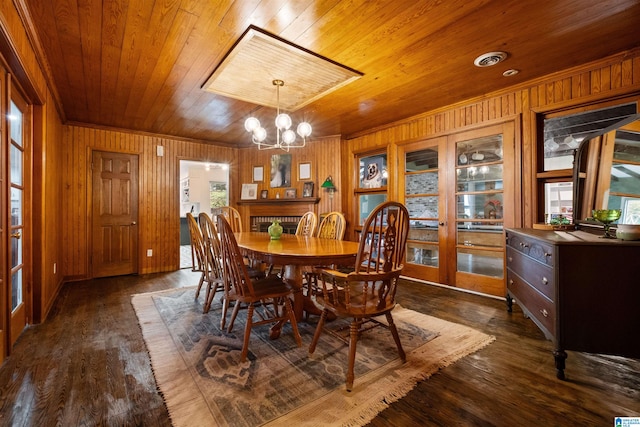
[299,162,312,180]
[270,154,292,188]
[241,183,258,200]
[284,188,297,199]
[302,181,314,197]
[253,166,264,182]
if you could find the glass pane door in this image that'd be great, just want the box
[400,138,447,283]
[9,96,28,343]
[10,101,24,312]
[449,121,515,297]
[455,135,505,278]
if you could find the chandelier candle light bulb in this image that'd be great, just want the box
[245,80,312,151]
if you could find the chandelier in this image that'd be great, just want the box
[244,80,312,151]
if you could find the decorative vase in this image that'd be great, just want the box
[268,220,283,240]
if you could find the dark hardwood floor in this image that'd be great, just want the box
[0,270,638,426]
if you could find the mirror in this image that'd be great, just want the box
[573,114,640,226]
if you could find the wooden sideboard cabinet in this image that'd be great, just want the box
[505,228,640,379]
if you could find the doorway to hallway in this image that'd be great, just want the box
[179,160,229,269]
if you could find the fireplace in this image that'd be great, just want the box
[238,198,320,235]
[251,216,301,234]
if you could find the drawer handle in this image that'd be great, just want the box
[509,279,514,285]
[508,256,513,263]
[540,309,548,318]
[541,277,548,285]
[544,252,552,257]
[519,242,529,248]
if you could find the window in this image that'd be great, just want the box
[355,151,388,227]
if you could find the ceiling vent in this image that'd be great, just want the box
[474,51,508,67]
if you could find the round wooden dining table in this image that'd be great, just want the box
[234,231,360,321]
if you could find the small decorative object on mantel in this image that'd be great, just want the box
[302,181,314,197]
[241,183,258,200]
[268,220,283,240]
[284,188,297,199]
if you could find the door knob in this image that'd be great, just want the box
[11,231,21,239]
[131,221,137,225]
[438,222,445,226]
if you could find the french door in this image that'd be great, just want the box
[0,69,32,357]
[399,137,449,284]
[8,88,30,346]
[400,122,515,297]
[448,122,515,296]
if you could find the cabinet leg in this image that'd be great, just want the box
[505,293,513,313]
[554,349,567,380]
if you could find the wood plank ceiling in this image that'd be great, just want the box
[21,0,640,148]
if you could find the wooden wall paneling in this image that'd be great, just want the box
[38,97,64,321]
[522,90,537,228]
[63,126,88,279]
[62,125,237,279]
[237,135,343,231]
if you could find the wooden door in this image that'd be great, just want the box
[91,151,139,278]
[446,122,515,297]
[399,137,449,284]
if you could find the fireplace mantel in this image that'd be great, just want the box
[238,198,320,206]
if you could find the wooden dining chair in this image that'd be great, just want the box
[187,213,208,297]
[304,211,346,302]
[296,211,318,237]
[212,206,243,232]
[316,211,346,240]
[197,212,226,314]
[217,215,302,362]
[308,201,410,391]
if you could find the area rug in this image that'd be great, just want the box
[132,287,495,427]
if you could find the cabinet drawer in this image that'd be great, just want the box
[506,247,554,300]
[506,232,554,266]
[507,270,555,337]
